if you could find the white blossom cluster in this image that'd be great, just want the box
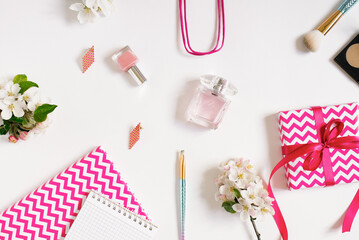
[0,75,56,143]
[215,158,275,221]
[0,79,46,121]
[70,0,115,24]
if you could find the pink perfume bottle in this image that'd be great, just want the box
[187,75,237,129]
[112,46,147,85]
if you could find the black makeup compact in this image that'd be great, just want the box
[335,34,359,84]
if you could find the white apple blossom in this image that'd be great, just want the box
[233,199,258,221]
[242,159,255,172]
[240,184,263,206]
[70,0,115,24]
[256,198,275,221]
[0,81,20,100]
[219,182,236,201]
[0,98,26,120]
[20,87,38,103]
[70,0,100,24]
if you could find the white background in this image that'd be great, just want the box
[1,0,359,239]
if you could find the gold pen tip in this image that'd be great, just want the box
[180,150,184,155]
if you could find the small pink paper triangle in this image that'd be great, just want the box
[82,46,95,73]
[129,123,142,149]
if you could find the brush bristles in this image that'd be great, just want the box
[304,30,325,52]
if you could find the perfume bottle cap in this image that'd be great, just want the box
[200,74,237,96]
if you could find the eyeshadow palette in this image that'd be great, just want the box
[335,34,359,84]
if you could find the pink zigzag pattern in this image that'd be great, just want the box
[278,103,359,190]
[0,146,148,240]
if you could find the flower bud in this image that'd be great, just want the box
[19,131,28,141]
[9,135,19,143]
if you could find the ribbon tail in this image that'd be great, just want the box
[342,189,359,232]
[268,144,317,240]
[268,183,288,240]
[268,156,291,240]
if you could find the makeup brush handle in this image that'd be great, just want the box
[180,180,186,240]
[338,0,358,14]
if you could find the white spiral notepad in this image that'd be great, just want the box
[65,191,158,240]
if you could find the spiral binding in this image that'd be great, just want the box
[90,191,154,231]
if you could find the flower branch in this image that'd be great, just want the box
[215,158,274,240]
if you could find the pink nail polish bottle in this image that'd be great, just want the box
[187,75,237,129]
[112,46,147,85]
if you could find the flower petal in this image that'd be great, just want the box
[0,90,7,99]
[4,81,13,91]
[3,97,14,105]
[70,3,85,11]
[1,109,12,120]
[240,210,249,221]
[0,101,7,110]
[86,0,97,8]
[77,10,99,24]
[23,87,38,97]
[232,203,242,212]
[219,185,228,195]
[90,7,100,18]
[27,101,36,112]
[13,105,24,117]
[77,11,88,24]
[11,84,20,95]
[97,0,113,16]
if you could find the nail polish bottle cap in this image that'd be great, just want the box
[200,74,237,96]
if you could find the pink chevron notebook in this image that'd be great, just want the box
[0,146,149,240]
[278,102,359,190]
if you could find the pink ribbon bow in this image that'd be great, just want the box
[268,107,359,240]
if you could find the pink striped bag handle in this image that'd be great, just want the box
[179,0,225,56]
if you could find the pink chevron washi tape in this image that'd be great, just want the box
[278,102,359,190]
[0,146,149,240]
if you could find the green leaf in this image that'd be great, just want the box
[7,115,24,124]
[0,124,10,135]
[34,104,57,123]
[222,201,236,214]
[19,81,38,94]
[13,74,27,84]
[233,188,242,199]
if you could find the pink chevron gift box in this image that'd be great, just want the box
[278,102,359,190]
[0,146,149,240]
